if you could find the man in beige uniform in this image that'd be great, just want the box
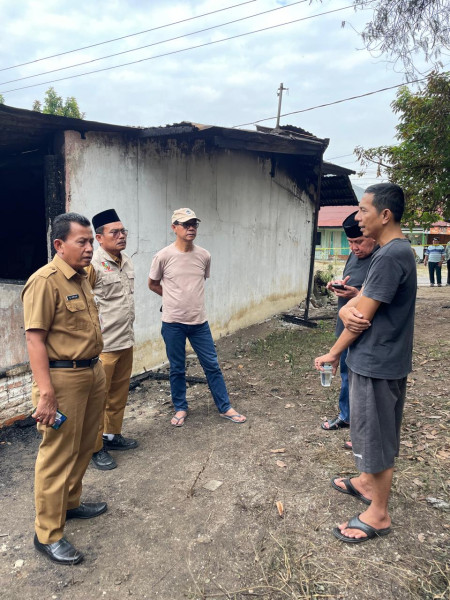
[87,209,137,471]
[22,213,107,565]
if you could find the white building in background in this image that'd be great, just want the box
[0,107,355,425]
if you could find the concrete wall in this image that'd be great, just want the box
[65,131,316,374]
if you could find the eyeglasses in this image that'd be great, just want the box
[108,229,128,237]
[175,221,199,229]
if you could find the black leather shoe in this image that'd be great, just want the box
[34,534,84,565]
[66,501,107,520]
[91,447,117,470]
[103,434,138,451]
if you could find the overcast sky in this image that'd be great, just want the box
[1,0,431,187]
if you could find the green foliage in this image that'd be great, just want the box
[0,94,4,105]
[335,0,449,77]
[355,72,450,227]
[32,87,85,119]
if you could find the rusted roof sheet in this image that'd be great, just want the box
[318,205,359,227]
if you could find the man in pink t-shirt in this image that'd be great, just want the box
[149,208,246,427]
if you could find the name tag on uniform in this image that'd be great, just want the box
[66,294,79,301]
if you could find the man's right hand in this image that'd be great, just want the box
[32,390,58,426]
[339,305,371,333]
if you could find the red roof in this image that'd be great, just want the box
[318,206,357,228]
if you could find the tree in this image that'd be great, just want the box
[355,72,450,228]
[32,87,85,119]
[316,1,449,78]
[0,94,4,105]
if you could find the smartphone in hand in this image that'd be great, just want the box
[31,410,67,430]
[331,284,346,290]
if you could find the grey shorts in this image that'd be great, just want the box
[348,369,407,474]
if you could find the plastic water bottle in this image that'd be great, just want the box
[320,364,333,387]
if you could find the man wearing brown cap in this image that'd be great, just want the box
[321,211,377,441]
[22,213,107,565]
[148,208,246,426]
[87,209,137,471]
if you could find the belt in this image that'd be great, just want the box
[49,357,99,369]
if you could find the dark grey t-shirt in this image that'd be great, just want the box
[346,238,417,379]
[335,250,377,337]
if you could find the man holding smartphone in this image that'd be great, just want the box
[22,213,107,565]
[321,212,377,437]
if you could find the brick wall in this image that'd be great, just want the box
[0,363,32,427]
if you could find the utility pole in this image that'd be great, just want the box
[275,82,288,129]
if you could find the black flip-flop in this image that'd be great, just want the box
[331,477,372,505]
[333,514,391,544]
[321,417,349,430]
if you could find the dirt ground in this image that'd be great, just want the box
[0,269,449,600]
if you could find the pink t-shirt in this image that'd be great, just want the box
[149,243,211,324]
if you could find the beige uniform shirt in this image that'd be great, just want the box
[88,247,135,352]
[21,254,103,361]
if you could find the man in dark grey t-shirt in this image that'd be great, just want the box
[315,183,417,545]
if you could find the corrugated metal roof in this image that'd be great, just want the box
[319,175,358,207]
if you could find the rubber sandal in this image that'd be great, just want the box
[331,477,372,505]
[333,514,391,544]
[171,412,187,427]
[321,417,349,430]
[220,413,247,424]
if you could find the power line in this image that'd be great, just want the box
[325,153,354,160]
[0,0,258,73]
[232,76,429,127]
[0,5,354,95]
[0,1,308,86]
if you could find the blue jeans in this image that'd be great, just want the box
[338,348,349,423]
[161,321,231,414]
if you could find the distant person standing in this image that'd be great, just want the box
[424,238,445,286]
[445,240,450,286]
[87,209,138,471]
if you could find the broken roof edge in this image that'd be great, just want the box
[0,102,142,134]
[139,121,329,147]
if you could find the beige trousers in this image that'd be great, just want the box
[94,346,133,453]
[33,361,106,544]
